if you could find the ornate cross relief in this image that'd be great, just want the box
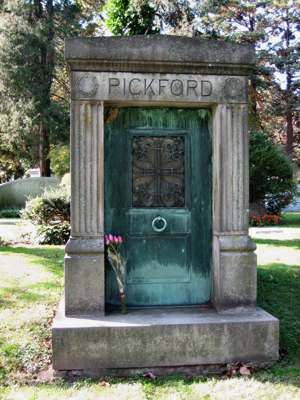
[132,136,185,208]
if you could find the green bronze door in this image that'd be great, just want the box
[105,108,211,307]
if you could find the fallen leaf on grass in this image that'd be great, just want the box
[100,380,111,387]
[239,366,251,376]
[143,371,156,380]
[225,363,252,377]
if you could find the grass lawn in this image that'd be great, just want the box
[0,213,299,399]
[279,212,300,227]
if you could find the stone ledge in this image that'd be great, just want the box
[65,36,255,65]
[65,36,254,75]
[52,301,279,371]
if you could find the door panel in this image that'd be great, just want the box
[105,108,212,307]
[127,236,190,284]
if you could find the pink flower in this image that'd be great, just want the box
[108,234,114,242]
[118,235,123,244]
[113,235,119,244]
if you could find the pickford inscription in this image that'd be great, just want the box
[108,77,212,97]
[73,72,247,103]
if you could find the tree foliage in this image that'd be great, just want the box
[104,0,195,36]
[195,0,300,159]
[249,130,296,208]
[265,1,300,156]
[49,144,70,177]
[0,0,82,177]
[105,0,158,35]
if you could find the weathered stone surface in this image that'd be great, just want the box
[65,99,105,315]
[70,101,104,238]
[65,36,255,75]
[65,248,104,315]
[213,104,249,234]
[212,103,256,311]
[72,72,248,104]
[53,302,279,370]
[212,235,257,312]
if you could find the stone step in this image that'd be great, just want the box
[52,300,278,372]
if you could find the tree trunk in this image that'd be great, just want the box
[37,0,54,177]
[248,15,261,130]
[249,77,261,130]
[39,122,51,176]
[286,109,294,157]
[284,12,294,158]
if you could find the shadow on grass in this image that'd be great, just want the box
[258,263,300,363]
[255,239,300,249]
[0,281,61,309]
[0,246,64,278]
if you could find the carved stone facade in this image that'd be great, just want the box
[52,36,279,373]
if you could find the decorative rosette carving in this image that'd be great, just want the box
[223,78,244,101]
[77,75,98,97]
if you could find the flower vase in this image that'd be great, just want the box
[120,291,127,314]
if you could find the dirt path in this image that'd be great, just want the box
[250,227,300,240]
[256,245,300,266]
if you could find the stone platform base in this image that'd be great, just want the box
[52,301,279,372]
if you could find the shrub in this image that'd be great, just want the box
[0,208,21,218]
[250,131,296,213]
[35,223,70,245]
[22,185,70,245]
[250,214,280,227]
[22,186,70,225]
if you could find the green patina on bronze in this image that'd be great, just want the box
[105,107,212,307]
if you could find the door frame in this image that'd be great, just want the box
[64,68,256,315]
[104,107,211,307]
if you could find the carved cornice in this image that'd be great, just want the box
[65,36,255,76]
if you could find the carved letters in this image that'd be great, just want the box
[108,77,212,97]
[73,72,247,103]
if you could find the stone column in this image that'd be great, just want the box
[212,103,257,312]
[65,100,105,315]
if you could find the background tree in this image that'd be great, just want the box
[105,0,158,35]
[0,0,82,176]
[265,0,300,157]
[104,0,195,36]
[249,130,296,212]
[194,0,300,159]
[194,0,273,130]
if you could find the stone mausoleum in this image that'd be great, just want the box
[52,36,279,374]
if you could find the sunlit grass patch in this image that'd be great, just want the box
[280,212,300,227]
[255,239,300,249]
[0,246,64,384]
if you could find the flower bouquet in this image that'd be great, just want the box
[105,234,127,314]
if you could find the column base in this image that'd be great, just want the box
[64,237,104,315]
[213,234,257,312]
